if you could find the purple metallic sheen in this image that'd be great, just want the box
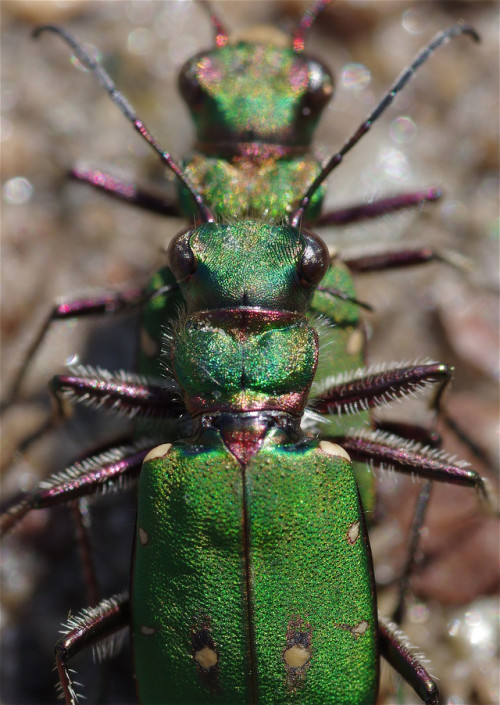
[187,392,306,417]
[379,618,439,705]
[38,450,149,503]
[194,140,300,159]
[55,594,130,703]
[53,374,183,417]
[192,308,302,328]
[70,167,181,216]
[337,435,480,487]
[55,289,144,317]
[72,168,137,197]
[343,247,435,273]
[315,188,441,227]
[314,363,450,414]
[375,420,442,448]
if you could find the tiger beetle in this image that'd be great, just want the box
[1,2,497,704]
[1,1,480,537]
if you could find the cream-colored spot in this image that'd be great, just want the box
[138,527,149,546]
[144,443,172,463]
[353,621,369,636]
[140,328,160,358]
[347,521,360,545]
[346,329,364,356]
[140,625,156,636]
[319,441,351,462]
[194,646,218,669]
[284,645,311,669]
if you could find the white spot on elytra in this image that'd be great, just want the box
[141,625,156,636]
[347,520,360,545]
[283,644,311,668]
[139,527,149,546]
[144,443,172,464]
[194,646,218,669]
[353,620,369,636]
[319,440,351,462]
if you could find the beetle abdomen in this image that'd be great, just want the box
[132,432,378,704]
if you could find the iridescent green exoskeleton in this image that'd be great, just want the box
[133,221,377,704]
[177,37,329,221]
[139,13,374,510]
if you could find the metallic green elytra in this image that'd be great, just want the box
[133,437,377,705]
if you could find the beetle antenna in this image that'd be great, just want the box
[293,0,334,53]
[33,25,215,223]
[197,0,229,47]
[289,21,480,226]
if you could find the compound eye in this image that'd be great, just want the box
[298,229,329,286]
[166,227,197,281]
[301,61,334,116]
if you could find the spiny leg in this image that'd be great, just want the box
[314,361,495,619]
[372,421,441,623]
[335,429,491,498]
[1,441,152,537]
[311,360,453,416]
[2,368,182,534]
[374,420,441,448]
[55,593,130,705]
[1,284,177,412]
[50,366,184,420]
[1,284,179,472]
[2,440,150,633]
[379,616,438,705]
[340,250,494,468]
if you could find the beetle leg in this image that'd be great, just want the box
[312,361,452,416]
[336,430,490,499]
[69,167,182,217]
[1,441,151,537]
[344,247,437,272]
[315,187,440,226]
[56,593,130,705]
[378,615,439,705]
[374,420,441,448]
[1,287,146,411]
[51,367,183,419]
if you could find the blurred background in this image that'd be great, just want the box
[1,1,498,703]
